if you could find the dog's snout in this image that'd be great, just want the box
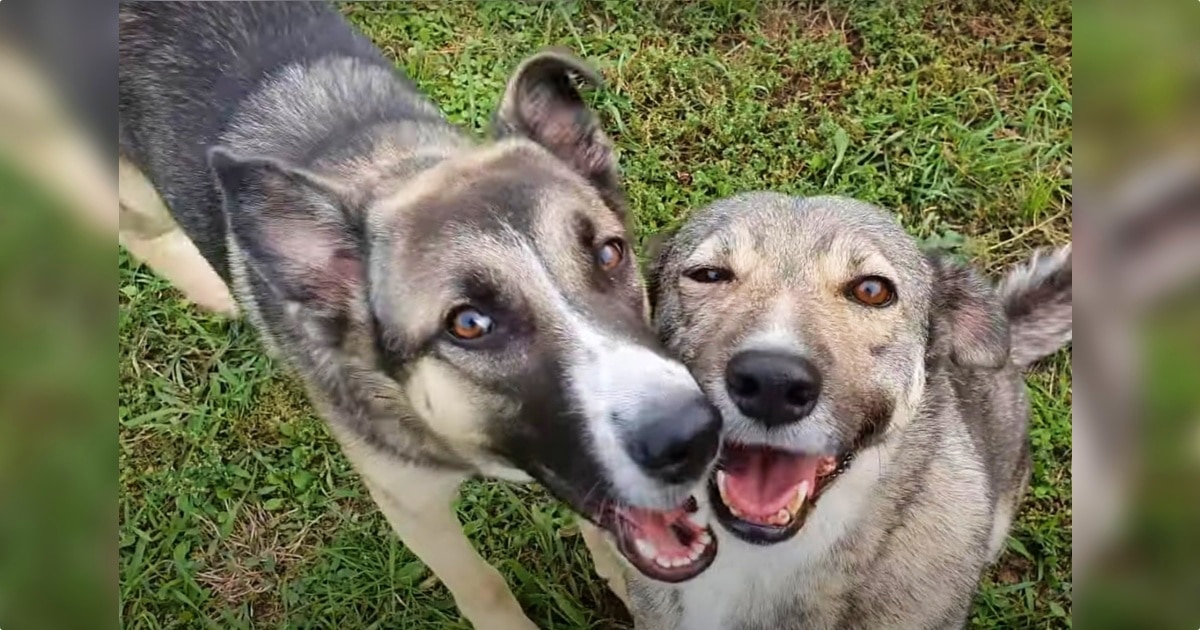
[627,395,722,484]
[725,349,822,427]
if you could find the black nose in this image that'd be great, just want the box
[725,349,822,427]
[627,395,722,484]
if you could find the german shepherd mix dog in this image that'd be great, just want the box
[621,194,1071,629]
[119,3,722,628]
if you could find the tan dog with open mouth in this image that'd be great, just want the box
[613,193,1070,629]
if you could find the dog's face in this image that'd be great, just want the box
[651,193,1008,544]
[209,51,719,582]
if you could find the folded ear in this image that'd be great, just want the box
[208,147,364,332]
[492,48,623,213]
[928,255,1010,368]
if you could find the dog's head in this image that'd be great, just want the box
[208,51,718,581]
[651,193,1008,544]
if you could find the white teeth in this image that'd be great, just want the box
[635,538,657,560]
[698,531,712,546]
[716,471,730,504]
[673,557,690,568]
[655,556,672,568]
[785,481,809,516]
[772,508,792,526]
[717,471,747,517]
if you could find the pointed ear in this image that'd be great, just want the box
[492,48,623,213]
[208,146,364,321]
[928,255,1010,368]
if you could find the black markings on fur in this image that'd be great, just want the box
[849,394,896,452]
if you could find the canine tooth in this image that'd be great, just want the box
[717,471,730,505]
[786,481,809,515]
[655,556,673,569]
[634,539,657,560]
[774,508,792,526]
[698,531,713,546]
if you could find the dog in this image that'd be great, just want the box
[615,193,1071,629]
[118,3,723,628]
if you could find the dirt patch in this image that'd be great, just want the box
[758,5,864,109]
[992,552,1033,584]
[195,506,324,623]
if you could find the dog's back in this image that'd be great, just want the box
[119,2,449,278]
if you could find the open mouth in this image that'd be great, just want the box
[708,442,853,544]
[599,495,718,582]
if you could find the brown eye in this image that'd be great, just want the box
[849,276,895,307]
[596,239,625,272]
[446,306,494,340]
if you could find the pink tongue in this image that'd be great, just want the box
[723,449,820,517]
[622,506,693,556]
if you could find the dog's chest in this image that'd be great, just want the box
[670,532,856,630]
[665,450,889,629]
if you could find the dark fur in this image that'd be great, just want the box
[120,4,719,624]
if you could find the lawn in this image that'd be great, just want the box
[118,1,1072,628]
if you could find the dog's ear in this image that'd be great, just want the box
[928,254,1010,368]
[493,48,623,213]
[209,147,363,331]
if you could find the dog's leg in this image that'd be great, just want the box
[335,432,536,630]
[580,520,630,609]
[0,42,116,236]
[118,158,238,316]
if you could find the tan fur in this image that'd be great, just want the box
[581,520,631,609]
[330,425,537,630]
[637,193,1038,629]
[679,220,912,420]
[403,359,513,452]
[118,158,238,315]
[120,16,709,625]
[0,42,114,236]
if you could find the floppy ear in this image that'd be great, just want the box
[208,147,364,335]
[492,48,623,213]
[928,254,1010,368]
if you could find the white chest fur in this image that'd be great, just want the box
[674,440,893,629]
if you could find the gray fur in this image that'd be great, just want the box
[120,5,722,621]
[998,245,1073,368]
[630,193,1072,629]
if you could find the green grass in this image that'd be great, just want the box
[118,1,1072,628]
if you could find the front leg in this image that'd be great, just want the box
[580,520,630,609]
[337,434,537,630]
